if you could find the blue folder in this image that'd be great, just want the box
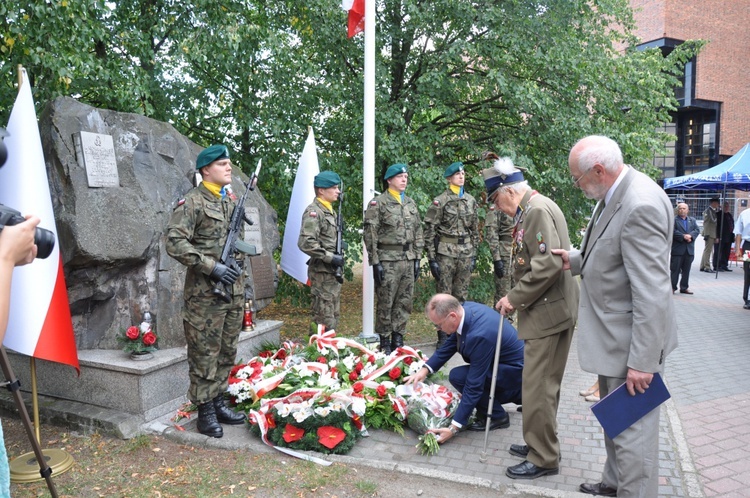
[590,372,671,439]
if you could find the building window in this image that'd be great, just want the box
[681,113,715,176]
[653,122,677,178]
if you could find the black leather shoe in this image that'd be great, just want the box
[197,402,223,438]
[722,267,733,272]
[744,301,750,310]
[467,414,510,431]
[509,444,529,458]
[505,460,558,480]
[680,289,694,294]
[213,396,246,425]
[579,482,617,496]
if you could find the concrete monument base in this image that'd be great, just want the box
[0,320,281,439]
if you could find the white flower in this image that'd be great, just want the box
[380,381,395,390]
[329,359,338,368]
[314,406,332,418]
[350,396,366,416]
[330,401,344,412]
[293,408,313,423]
[408,360,425,375]
[276,404,292,418]
[342,355,356,371]
[139,322,151,334]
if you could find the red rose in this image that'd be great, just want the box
[259,351,272,358]
[403,357,413,365]
[355,362,364,373]
[368,355,376,364]
[352,382,364,393]
[126,326,140,340]
[348,371,358,381]
[142,332,157,346]
[276,349,287,359]
[388,367,402,380]
[317,356,327,364]
[376,385,387,397]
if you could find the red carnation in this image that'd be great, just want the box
[259,351,272,358]
[276,349,287,359]
[368,355,376,364]
[352,382,364,393]
[317,356,327,364]
[403,356,413,365]
[388,367,402,380]
[142,331,157,346]
[126,326,139,340]
[376,385,387,397]
[355,361,364,373]
[348,371,359,381]
[282,424,304,443]
[317,426,346,450]
[229,364,244,377]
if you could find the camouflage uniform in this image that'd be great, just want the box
[166,183,245,404]
[423,188,479,302]
[363,192,424,342]
[298,198,341,330]
[485,204,515,303]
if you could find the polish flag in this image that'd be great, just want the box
[0,69,79,372]
[342,0,365,38]
[280,128,319,285]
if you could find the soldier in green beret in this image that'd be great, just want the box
[298,171,344,333]
[364,164,425,354]
[423,161,479,348]
[166,144,247,438]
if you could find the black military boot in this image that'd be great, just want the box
[213,395,246,425]
[379,334,392,355]
[436,331,448,349]
[391,332,404,351]
[197,402,223,438]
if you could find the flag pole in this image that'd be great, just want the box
[6,65,75,485]
[359,0,377,342]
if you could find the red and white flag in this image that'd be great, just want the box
[342,0,365,38]
[0,69,79,372]
[280,128,320,285]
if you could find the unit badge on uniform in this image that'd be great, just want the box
[536,232,546,253]
[309,211,317,217]
[538,243,547,254]
[370,200,378,206]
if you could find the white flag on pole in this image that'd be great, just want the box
[280,128,320,284]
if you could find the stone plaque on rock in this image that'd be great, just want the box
[73,131,120,187]
[245,207,263,253]
[249,255,276,300]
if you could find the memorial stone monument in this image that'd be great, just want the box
[2,97,283,437]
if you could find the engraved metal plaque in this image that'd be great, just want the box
[74,131,120,187]
[244,207,263,254]
[249,255,276,300]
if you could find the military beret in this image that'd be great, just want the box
[314,171,341,188]
[384,163,408,180]
[196,144,230,170]
[444,161,464,178]
[482,156,525,200]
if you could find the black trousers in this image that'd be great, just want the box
[670,253,694,291]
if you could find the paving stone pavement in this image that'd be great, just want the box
[158,237,749,497]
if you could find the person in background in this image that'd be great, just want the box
[404,294,523,442]
[734,207,750,310]
[670,202,700,294]
[700,197,719,272]
[553,135,677,497]
[717,202,735,272]
[363,164,424,354]
[423,161,479,347]
[483,154,579,480]
[0,214,40,496]
[298,171,344,333]
[166,144,247,438]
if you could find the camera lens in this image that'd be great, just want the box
[34,227,56,259]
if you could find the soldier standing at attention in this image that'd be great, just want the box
[166,144,247,438]
[423,162,479,347]
[364,163,424,355]
[297,171,344,333]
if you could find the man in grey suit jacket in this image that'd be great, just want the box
[671,202,700,294]
[553,136,677,497]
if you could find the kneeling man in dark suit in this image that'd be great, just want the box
[405,293,524,444]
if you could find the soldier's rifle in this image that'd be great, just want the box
[212,159,262,303]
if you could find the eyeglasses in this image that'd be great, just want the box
[571,168,593,187]
[433,313,453,332]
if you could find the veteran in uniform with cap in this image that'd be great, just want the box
[483,154,579,480]
[364,163,424,354]
[298,171,344,333]
[166,144,247,438]
[423,161,479,347]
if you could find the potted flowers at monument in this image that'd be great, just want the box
[118,311,158,360]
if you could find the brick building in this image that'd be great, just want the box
[629,0,750,180]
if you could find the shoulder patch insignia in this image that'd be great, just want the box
[370,200,378,206]
[175,199,186,208]
[309,211,317,217]
[433,200,440,206]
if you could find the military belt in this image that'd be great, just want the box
[440,236,469,244]
[378,243,411,251]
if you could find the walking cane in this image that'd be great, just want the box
[479,313,504,463]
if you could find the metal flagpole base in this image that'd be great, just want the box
[10,449,74,483]
[358,331,379,343]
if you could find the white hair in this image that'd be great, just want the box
[574,135,623,173]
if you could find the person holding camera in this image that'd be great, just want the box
[0,214,40,494]
[166,145,247,438]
